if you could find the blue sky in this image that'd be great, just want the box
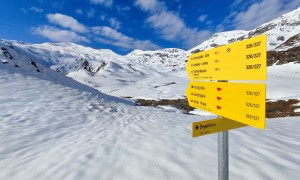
[1,0,299,54]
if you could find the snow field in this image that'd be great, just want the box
[1,64,300,180]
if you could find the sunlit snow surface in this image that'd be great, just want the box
[1,60,300,179]
[267,62,300,100]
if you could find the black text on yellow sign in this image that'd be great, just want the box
[186,82,266,129]
[192,117,247,137]
[186,34,267,81]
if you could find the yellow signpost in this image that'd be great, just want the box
[187,34,267,81]
[186,34,267,180]
[192,117,246,138]
[186,82,266,129]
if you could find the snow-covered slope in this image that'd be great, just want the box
[190,30,248,53]
[6,41,127,75]
[1,56,300,180]
[126,48,188,72]
[1,40,189,99]
[0,40,132,105]
[190,7,300,52]
[245,7,300,50]
[7,41,187,74]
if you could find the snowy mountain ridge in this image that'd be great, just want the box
[2,7,300,77]
[190,7,300,52]
[0,40,189,99]
[1,7,300,99]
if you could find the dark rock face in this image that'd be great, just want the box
[267,46,300,66]
[275,34,300,50]
[31,60,41,72]
[248,24,277,38]
[81,60,92,71]
[95,62,107,73]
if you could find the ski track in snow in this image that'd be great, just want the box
[1,64,300,180]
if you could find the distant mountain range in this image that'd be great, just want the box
[1,7,300,98]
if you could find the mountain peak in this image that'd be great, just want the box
[190,7,300,52]
[189,30,248,52]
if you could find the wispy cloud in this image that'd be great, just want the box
[33,13,159,51]
[30,7,44,13]
[135,0,165,12]
[98,14,122,30]
[87,8,96,18]
[198,15,208,22]
[99,14,106,21]
[92,26,160,50]
[47,13,88,33]
[108,18,121,29]
[116,5,131,13]
[32,26,90,43]
[227,0,300,30]
[135,0,212,48]
[75,9,83,15]
[20,8,27,14]
[89,0,113,7]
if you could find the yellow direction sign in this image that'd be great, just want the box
[192,117,246,137]
[186,82,266,129]
[187,34,267,81]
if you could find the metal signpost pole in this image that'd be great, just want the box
[218,130,229,180]
[218,79,229,180]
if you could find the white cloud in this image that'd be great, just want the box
[47,13,88,33]
[230,0,300,30]
[30,7,43,13]
[229,0,257,10]
[146,11,185,41]
[206,20,213,25]
[87,8,95,18]
[20,8,27,14]
[108,18,121,29]
[216,24,225,32]
[198,15,208,22]
[116,5,131,13]
[98,15,121,30]
[135,0,165,12]
[34,13,159,51]
[135,0,212,48]
[89,0,113,7]
[75,9,83,15]
[32,26,90,43]
[99,14,106,21]
[91,26,160,50]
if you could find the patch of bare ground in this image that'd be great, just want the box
[136,99,300,118]
[136,99,194,113]
[267,99,300,118]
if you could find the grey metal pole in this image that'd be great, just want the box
[218,130,229,180]
[217,80,229,180]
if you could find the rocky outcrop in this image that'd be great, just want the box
[268,46,300,66]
